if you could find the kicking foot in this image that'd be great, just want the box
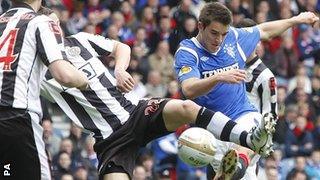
[214,149,239,180]
[248,113,277,157]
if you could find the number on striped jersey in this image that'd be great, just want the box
[0,29,19,71]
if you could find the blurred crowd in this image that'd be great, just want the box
[1,0,320,179]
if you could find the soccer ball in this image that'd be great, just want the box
[177,127,217,167]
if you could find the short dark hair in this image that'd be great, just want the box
[199,2,232,28]
[236,18,257,28]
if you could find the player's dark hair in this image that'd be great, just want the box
[199,2,232,28]
[236,18,257,28]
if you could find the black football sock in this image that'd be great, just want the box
[195,107,250,149]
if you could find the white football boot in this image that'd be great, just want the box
[248,112,277,157]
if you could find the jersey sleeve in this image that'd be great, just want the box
[234,26,260,59]
[77,32,115,56]
[40,80,57,103]
[35,17,66,66]
[174,47,200,83]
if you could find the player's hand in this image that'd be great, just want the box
[294,12,319,26]
[216,69,246,84]
[114,69,135,93]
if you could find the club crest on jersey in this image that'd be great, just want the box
[179,66,192,76]
[66,46,81,57]
[144,99,165,116]
[223,44,236,59]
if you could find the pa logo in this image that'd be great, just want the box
[3,163,10,176]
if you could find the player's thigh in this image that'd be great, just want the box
[0,110,45,180]
[162,99,201,131]
[103,173,130,180]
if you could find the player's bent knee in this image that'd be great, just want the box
[162,100,200,131]
[181,100,199,115]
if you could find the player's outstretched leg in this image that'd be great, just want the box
[193,108,276,157]
[162,100,276,156]
[247,112,277,157]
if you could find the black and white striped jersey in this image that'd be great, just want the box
[0,6,66,115]
[245,56,277,116]
[41,32,139,140]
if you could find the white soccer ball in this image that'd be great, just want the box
[178,127,217,167]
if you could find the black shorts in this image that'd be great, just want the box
[94,98,172,179]
[0,107,44,180]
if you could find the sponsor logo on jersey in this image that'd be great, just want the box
[200,56,209,61]
[179,66,192,76]
[79,62,97,80]
[202,63,239,78]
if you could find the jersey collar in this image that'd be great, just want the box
[191,37,221,56]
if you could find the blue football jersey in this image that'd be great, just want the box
[174,26,260,119]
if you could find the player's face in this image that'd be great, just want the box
[199,21,229,53]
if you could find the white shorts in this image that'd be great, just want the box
[210,112,262,180]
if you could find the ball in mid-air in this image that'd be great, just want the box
[178,127,217,167]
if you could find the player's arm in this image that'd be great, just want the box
[35,18,88,90]
[111,41,132,73]
[83,32,134,92]
[48,60,88,90]
[257,12,319,40]
[174,48,246,99]
[112,41,134,93]
[181,70,246,99]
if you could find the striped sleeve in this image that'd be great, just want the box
[34,16,66,66]
[261,74,277,116]
[76,32,114,56]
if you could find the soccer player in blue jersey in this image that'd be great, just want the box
[39,7,277,180]
[174,2,318,179]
